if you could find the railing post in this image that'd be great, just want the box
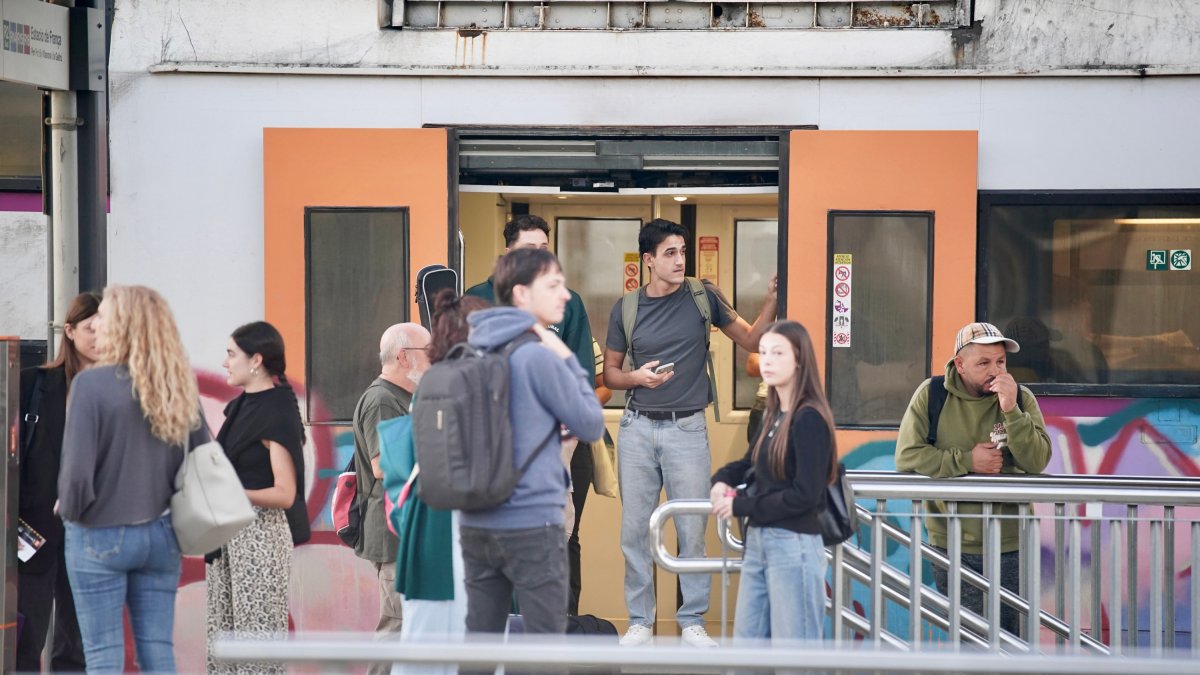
[1191,520,1199,654]
[1024,514,1041,653]
[1089,514,1102,643]
[831,542,845,645]
[1054,502,1066,649]
[983,502,1001,651]
[1163,505,1175,647]
[1127,504,1139,650]
[910,500,923,647]
[947,503,961,650]
[870,498,886,646]
[1068,517,1082,650]
[1108,518,1123,656]
[1149,517,1163,654]
[1018,503,1029,641]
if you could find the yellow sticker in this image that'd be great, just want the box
[624,252,639,263]
[833,254,852,265]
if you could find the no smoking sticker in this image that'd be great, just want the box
[834,282,850,298]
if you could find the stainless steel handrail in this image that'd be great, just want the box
[847,471,1200,505]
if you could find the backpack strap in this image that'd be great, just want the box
[925,374,1025,446]
[684,278,720,423]
[620,279,721,422]
[925,376,947,446]
[21,369,47,466]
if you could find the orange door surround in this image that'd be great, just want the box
[263,128,450,381]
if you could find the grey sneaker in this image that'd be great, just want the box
[680,625,718,648]
[619,623,653,647]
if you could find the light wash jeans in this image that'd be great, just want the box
[618,410,711,629]
[393,511,468,675]
[733,527,826,641]
[63,514,182,673]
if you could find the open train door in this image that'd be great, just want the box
[786,130,978,451]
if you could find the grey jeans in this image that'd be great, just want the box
[459,524,569,635]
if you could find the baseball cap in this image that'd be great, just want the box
[954,322,1020,355]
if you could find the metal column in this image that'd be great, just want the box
[1,337,21,672]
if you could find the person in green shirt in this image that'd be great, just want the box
[895,321,1052,636]
[465,214,596,614]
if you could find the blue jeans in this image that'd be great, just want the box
[617,410,711,629]
[64,514,182,673]
[733,527,826,641]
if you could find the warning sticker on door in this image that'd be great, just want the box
[832,254,852,348]
[623,253,640,291]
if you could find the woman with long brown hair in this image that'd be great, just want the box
[16,291,100,672]
[710,320,837,641]
[59,285,209,672]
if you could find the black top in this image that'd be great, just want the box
[711,407,832,535]
[18,366,68,573]
[217,386,310,545]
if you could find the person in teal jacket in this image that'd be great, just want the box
[895,321,1052,636]
[464,214,597,614]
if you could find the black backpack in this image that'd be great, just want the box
[925,375,1024,445]
[413,332,559,511]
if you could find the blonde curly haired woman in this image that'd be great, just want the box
[59,285,209,672]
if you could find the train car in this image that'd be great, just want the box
[1,0,1198,666]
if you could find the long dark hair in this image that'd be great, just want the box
[428,289,490,363]
[751,320,839,484]
[231,321,305,441]
[43,291,102,388]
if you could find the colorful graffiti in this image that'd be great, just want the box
[838,397,1200,647]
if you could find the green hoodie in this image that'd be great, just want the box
[895,362,1052,554]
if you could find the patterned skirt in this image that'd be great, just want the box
[206,506,292,674]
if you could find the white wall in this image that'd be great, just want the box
[0,212,47,342]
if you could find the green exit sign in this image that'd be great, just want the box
[1147,250,1168,270]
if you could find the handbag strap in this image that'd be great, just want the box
[20,369,47,466]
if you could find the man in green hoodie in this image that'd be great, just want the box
[895,321,1052,636]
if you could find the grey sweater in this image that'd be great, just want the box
[58,365,210,527]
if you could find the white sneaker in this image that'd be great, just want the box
[619,623,653,647]
[680,625,718,648]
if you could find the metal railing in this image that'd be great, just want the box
[648,471,1200,654]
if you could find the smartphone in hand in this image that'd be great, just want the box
[654,362,675,375]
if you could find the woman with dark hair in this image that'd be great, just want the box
[710,320,837,641]
[387,289,488,675]
[16,291,100,672]
[207,321,309,674]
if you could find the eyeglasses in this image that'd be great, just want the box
[400,347,429,351]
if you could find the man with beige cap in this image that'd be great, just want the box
[895,321,1052,636]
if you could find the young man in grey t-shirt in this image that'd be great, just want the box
[603,219,777,647]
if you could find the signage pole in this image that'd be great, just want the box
[47,88,80,357]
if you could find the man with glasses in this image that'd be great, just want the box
[351,322,431,674]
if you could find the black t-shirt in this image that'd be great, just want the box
[217,387,305,491]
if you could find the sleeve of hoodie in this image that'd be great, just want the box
[531,347,605,444]
[1005,387,1052,474]
[731,409,830,524]
[895,379,973,478]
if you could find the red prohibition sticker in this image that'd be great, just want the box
[835,266,850,281]
[625,277,639,291]
[834,282,851,298]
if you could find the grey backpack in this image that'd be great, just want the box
[413,332,559,511]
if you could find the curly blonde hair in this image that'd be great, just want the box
[101,285,200,446]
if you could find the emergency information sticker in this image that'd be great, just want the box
[832,254,852,348]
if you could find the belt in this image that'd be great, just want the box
[631,408,703,421]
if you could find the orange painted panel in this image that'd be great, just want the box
[787,130,977,448]
[263,128,449,383]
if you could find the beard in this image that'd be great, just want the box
[407,368,423,387]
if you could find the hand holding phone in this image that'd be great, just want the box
[654,362,675,375]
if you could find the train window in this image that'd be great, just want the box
[556,216,643,408]
[305,207,410,423]
[982,194,1200,388]
[734,219,778,409]
[0,82,42,182]
[827,212,933,428]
